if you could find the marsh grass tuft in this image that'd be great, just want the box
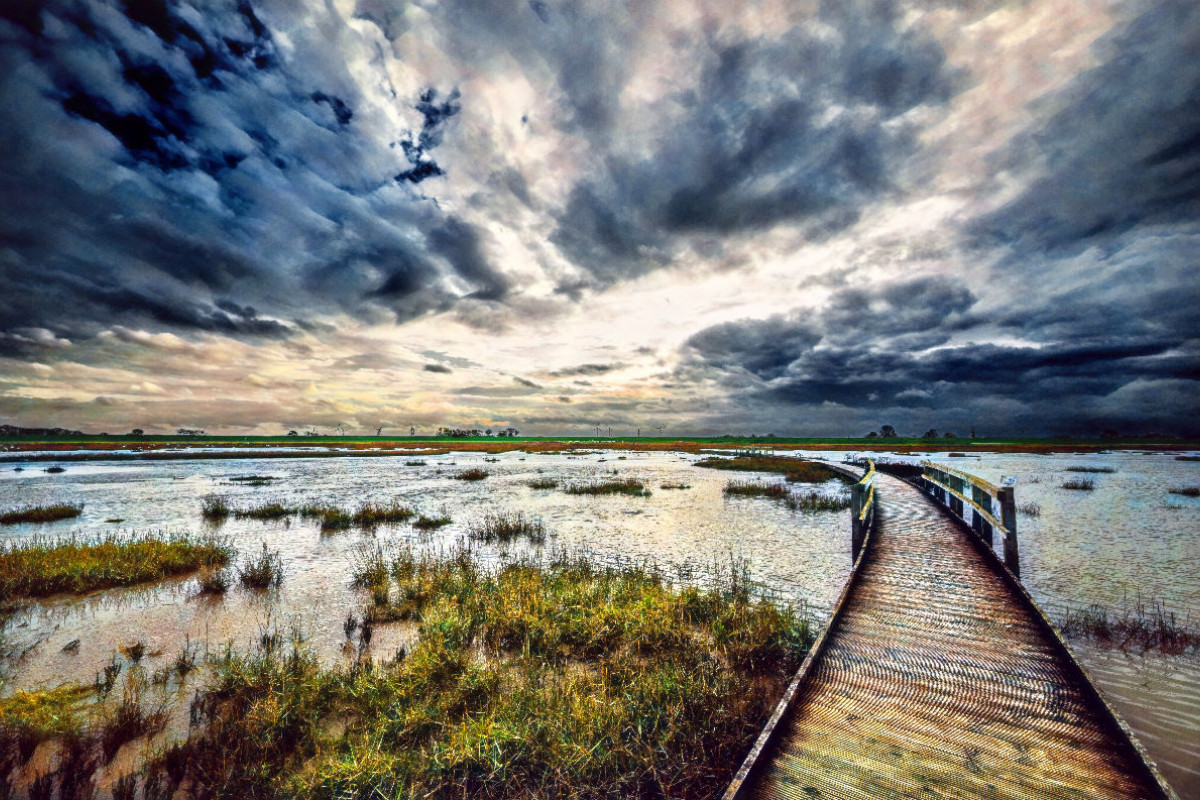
[0,503,83,525]
[1062,479,1095,491]
[526,477,558,489]
[1017,501,1042,516]
[152,546,811,800]
[200,495,230,522]
[659,482,690,490]
[237,544,283,590]
[412,514,452,530]
[453,468,489,481]
[724,480,789,499]
[563,478,651,497]
[1066,465,1116,473]
[1168,486,1199,498]
[467,510,547,544]
[784,490,851,512]
[694,456,843,484]
[0,533,232,602]
[1058,600,1200,655]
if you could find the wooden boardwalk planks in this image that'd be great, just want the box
[733,472,1176,800]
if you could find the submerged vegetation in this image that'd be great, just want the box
[1062,479,1096,491]
[563,477,651,497]
[467,510,547,544]
[1066,465,1116,473]
[1017,501,1042,516]
[143,547,810,800]
[0,503,82,525]
[0,533,232,601]
[1168,486,1199,498]
[1058,601,1200,655]
[693,455,843,484]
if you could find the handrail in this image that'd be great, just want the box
[850,460,876,561]
[920,460,1020,578]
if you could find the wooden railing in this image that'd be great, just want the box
[850,459,876,562]
[920,461,1020,577]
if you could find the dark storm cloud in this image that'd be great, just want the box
[423,364,452,374]
[546,363,621,378]
[550,0,963,283]
[684,275,1200,435]
[0,0,496,347]
[969,0,1200,257]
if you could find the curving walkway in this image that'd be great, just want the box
[737,472,1175,800]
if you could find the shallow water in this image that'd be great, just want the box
[0,450,851,692]
[1,448,1197,796]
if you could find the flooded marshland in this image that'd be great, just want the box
[1,448,1198,796]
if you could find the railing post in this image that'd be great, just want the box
[850,481,864,562]
[998,484,1019,579]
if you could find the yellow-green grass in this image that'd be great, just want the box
[693,455,844,484]
[0,669,168,787]
[156,547,810,799]
[0,533,232,602]
[0,503,82,525]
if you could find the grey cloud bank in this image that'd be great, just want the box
[0,0,1197,436]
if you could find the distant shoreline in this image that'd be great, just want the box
[1,436,1196,462]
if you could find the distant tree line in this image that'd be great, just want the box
[437,427,519,438]
[865,426,962,439]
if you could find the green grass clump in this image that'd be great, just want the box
[784,490,851,512]
[412,514,452,530]
[153,547,811,800]
[1066,465,1116,473]
[467,511,547,544]
[1168,486,1199,497]
[234,503,292,521]
[659,482,690,490]
[0,533,232,602]
[693,456,842,484]
[201,495,230,522]
[0,503,83,525]
[526,477,559,489]
[723,480,789,499]
[237,544,283,590]
[1062,479,1095,491]
[453,468,489,481]
[563,478,651,497]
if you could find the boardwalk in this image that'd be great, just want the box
[732,471,1175,800]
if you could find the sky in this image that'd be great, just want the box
[1,0,1197,437]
